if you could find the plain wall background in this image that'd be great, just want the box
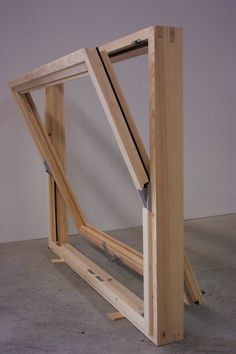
[0,0,235,243]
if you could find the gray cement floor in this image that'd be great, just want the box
[0,214,236,354]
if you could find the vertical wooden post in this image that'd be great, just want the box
[143,207,153,335]
[148,26,184,344]
[45,84,68,244]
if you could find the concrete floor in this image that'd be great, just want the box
[0,214,236,354]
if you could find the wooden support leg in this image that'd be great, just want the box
[148,26,184,344]
[107,311,125,321]
[184,253,204,304]
[45,84,68,244]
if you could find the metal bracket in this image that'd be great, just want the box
[138,182,151,210]
[131,39,142,45]
[109,38,148,59]
[102,242,120,262]
[43,160,52,176]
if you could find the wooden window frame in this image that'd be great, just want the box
[9,26,203,345]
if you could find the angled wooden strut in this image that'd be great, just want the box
[83,47,149,191]
[10,26,203,346]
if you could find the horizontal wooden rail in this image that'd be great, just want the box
[49,241,145,331]
[80,224,143,274]
[100,26,151,62]
[10,50,85,92]
[78,224,203,304]
[9,27,152,93]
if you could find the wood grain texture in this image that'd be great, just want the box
[107,312,125,321]
[12,91,86,230]
[100,51,150,175]
[51,258,65,263]
[45,84,68,244]
[18,64,88,93]
[49,241,145,332]
[184,253,204,304]
[142,207,153,336]
[9,50,85,92]
[84,48,149,191]
[148,26,184,345]
[9,28,151,92]
[100,26,151,55]
[80,224,143,275]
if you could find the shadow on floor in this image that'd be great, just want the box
[0,214,235,353]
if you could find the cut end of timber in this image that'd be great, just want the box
[107,311,125,321]
[51,258,65,263]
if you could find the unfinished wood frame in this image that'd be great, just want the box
[10,26,203,345]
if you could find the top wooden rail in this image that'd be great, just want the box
[9,26,152,93]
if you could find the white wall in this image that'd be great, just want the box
[0,0,235,242]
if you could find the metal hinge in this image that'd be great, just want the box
[43,160,52,176]
[102,242,120,262]
[138,182,151,210]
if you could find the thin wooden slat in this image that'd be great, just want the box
[184,253,204,304]
[99,51,150,175]
[9,50,85,92]
[142,207,153,335]
[12,91,86,230]
[19,65,88,93]
[83,48,148,191]
[107,312,125,321]
[80,224,143,275]
[51,258,65,263]
[148,26,184,345]
[49,241,145,331]
[47,170,57,242]
[45,84,68,244]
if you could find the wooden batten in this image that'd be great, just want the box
[45,84,68,244]
[99,51,150,175]
[184,253,204,304]
[9,50,85,92]
[49,241,145,332]
[12,91,86,230]
[83,48,149,191]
